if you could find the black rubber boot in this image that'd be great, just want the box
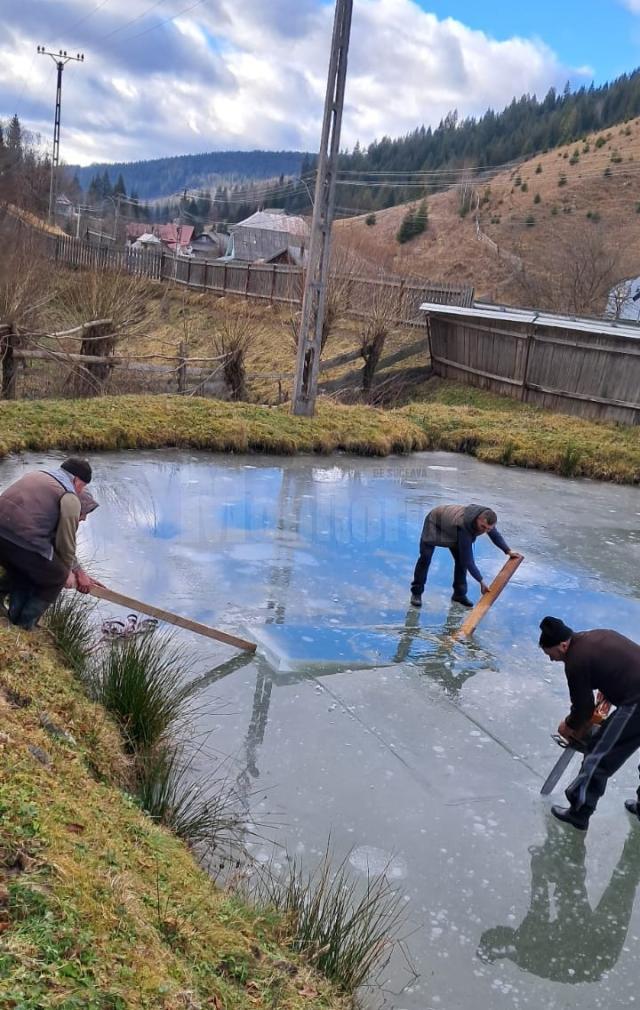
[410,594,422,608]
[551,804,590,831]
[15,596,51,631]
[8,588,30,625]
[451,594,473,608]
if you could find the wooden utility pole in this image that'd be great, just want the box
[291,0,353,416]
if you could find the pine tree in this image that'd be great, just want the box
[113,173,127,197]
[397,207,416,244]
[413,198,429,233]
[7,114,22,155]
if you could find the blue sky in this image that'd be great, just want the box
[2,0,640,165]
[420,0,640,81]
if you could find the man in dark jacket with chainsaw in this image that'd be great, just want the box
[0,457,93,629]
[539,615,640,831]
[410,503,519,608]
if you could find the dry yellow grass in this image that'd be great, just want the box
[336,116,640,304]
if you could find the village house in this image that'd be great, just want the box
[222,210,310,265]
[126,222,194,254]
[189,226,227,259]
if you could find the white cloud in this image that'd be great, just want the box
[621,1,640,12]
[0,0,585,165]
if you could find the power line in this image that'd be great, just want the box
[101,0,168,41]
[64,0,111,35]
[118,0,209,44]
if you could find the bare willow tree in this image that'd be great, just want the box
[514,221,623,316]
[288,244,360,355]
[0,211,52,331]
[213,305,263,400]
[44,266,149,394]
[359,280,400,395]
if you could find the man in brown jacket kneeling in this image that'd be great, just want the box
[0,457,94,629]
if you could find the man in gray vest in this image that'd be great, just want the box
[0,457,93,629]
[410,503,519,608]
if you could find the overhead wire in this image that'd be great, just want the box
[64,0,111,35]
[117,0,210,43]
[100,0,169,41]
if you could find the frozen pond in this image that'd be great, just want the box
[3,449,640,1009]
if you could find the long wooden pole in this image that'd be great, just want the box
[89,585,256,653]
[291,0,353,416]
[454,555,523,639]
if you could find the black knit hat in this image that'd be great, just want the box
[61,457,92,484]
[539,616,574,648]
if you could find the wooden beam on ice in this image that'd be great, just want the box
[454,555,523,639]
[90,585,257,653]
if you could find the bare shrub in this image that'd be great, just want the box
[359,281,400,394]
[213,306,262,400]
[48,266,147,336]
[514,221,622,316]
[0,211,52,330]
[41,266,150,396]
[290,245,358,355]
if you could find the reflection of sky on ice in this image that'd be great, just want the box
[2,448,640,1010]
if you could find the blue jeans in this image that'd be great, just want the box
[410,542,468,598]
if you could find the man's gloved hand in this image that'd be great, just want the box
[508,550,524,560]
[480,580,490,595]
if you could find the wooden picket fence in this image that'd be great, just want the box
[48,233,474,327]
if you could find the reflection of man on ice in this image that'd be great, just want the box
[539,616,640,831]
[478,818,640,982]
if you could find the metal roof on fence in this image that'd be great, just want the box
[419,301,640,340]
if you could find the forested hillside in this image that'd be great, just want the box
[70,149,307,200]
[302,69,640,216]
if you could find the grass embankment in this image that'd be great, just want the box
[403,380,640,483]
[0,622,347,1010]
[0,395,426,458]
[1,381,639,482]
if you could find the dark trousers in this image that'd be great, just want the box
[0,536,68,605]
[410,542,468,598]
[566,703,640,817]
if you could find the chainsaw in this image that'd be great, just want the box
[540,692,611,795]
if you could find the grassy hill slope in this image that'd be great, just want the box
[337,118,640,307]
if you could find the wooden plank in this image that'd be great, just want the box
[531,333,640,357]
[454,556,523,639]
[430,354,523,386]
[526,381,640,410]
[90,584,257,652]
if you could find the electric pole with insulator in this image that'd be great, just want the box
[37,46,85,221]
[291,0,353,417]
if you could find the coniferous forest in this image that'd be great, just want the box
[6,68,640,225]
[298,69,640,216]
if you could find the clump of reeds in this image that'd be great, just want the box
[135,742,245,853]
[43,592,97,678]
[90,631,195,751]
[251,847,406,995]
[90,630,245,856]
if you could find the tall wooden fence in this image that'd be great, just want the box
[49,233,474,325]
[426,307,640,424]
